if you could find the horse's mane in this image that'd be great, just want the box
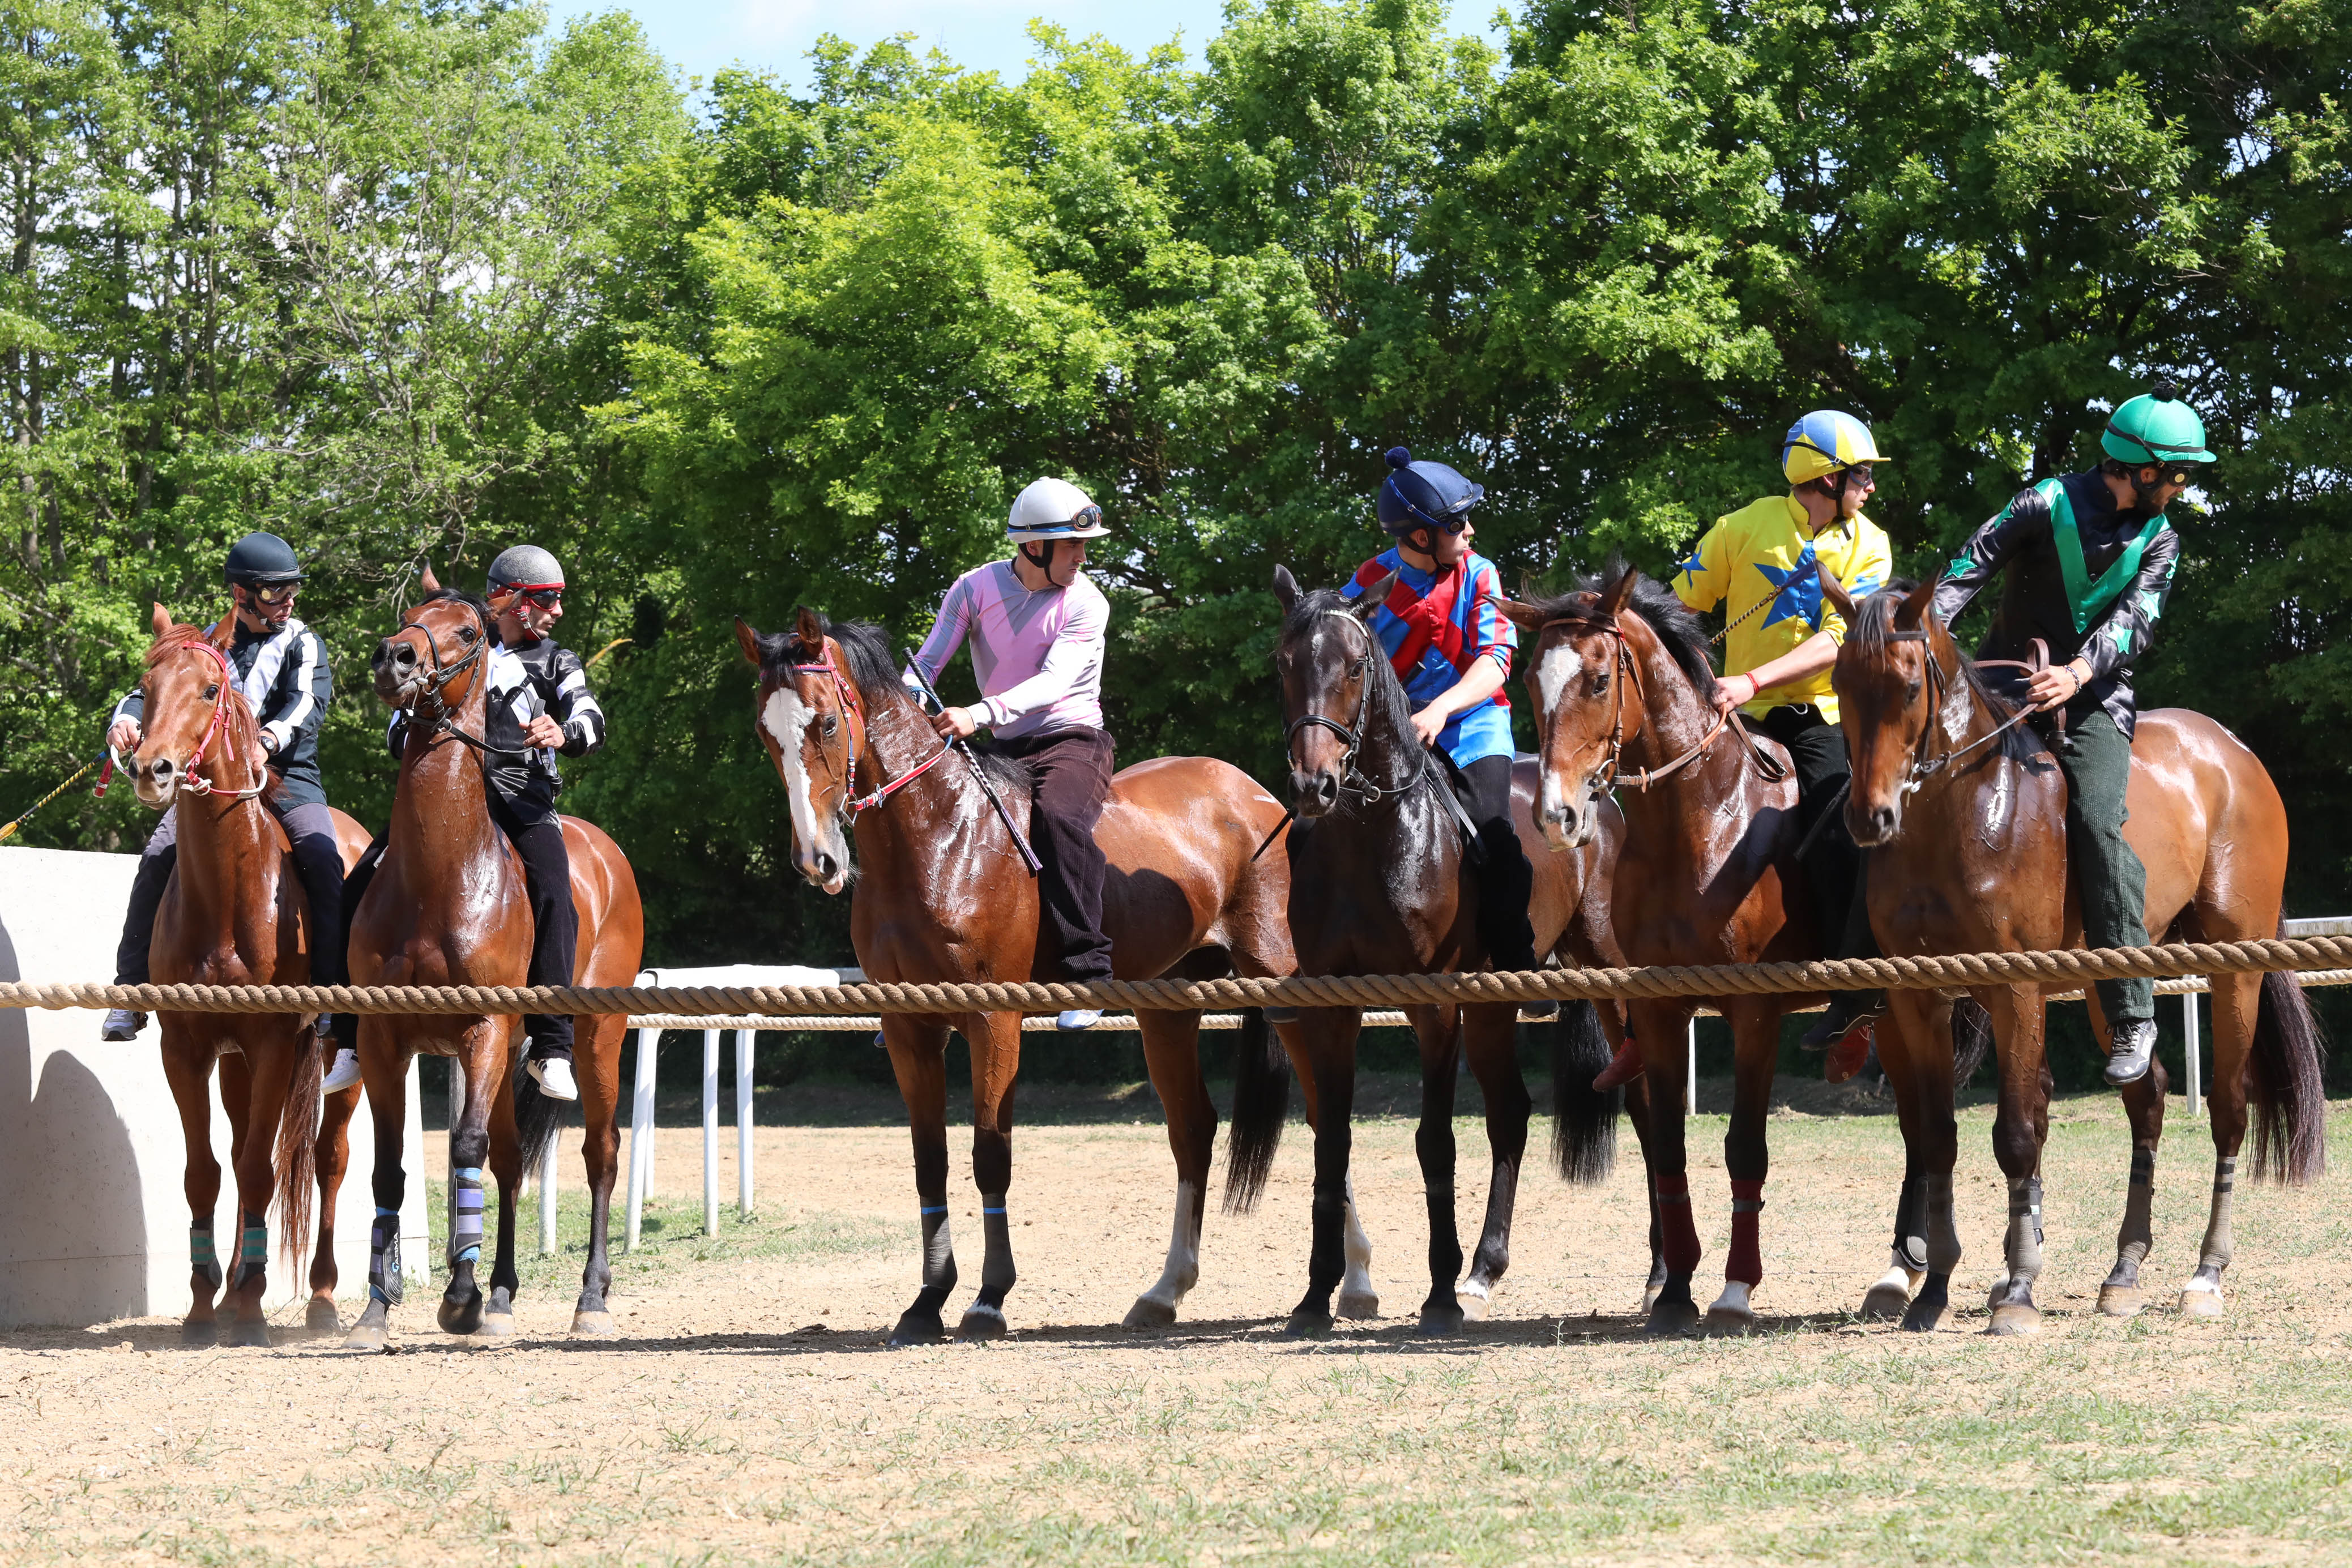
[754,611,1030,793]
[143,622,262,758]
[1847,582,2041,762]
[420,586,494,622]
[1522,558,1722,704]
[1282,586,1420,754]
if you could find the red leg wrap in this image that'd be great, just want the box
[1658,1172,1702,1273]
[1727,1178,1765,1286]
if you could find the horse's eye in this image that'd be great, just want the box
[203,683,219,701]
[1905,680,1922,704]
[1351,658,1367,676]
[458,627,478,643]
[819,714,839,737]
[1591,674,1609,695]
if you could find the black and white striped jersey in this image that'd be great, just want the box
[110,617,335,806]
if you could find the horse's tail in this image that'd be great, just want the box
[274,1029,322,1274]
[1548,1001,1619,1184]
[2250,967,2329,1185]
[515,1053,567,1193]
[1222,1007,1290,1215]
[1951,996,1994,1087]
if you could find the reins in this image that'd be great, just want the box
[1880,627,2043,798]
[1543,615,1787,794]
[394,600,529,762]
[794,659,953,820]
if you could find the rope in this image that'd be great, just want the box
[13,935,2352,1018]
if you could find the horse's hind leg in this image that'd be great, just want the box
[1875,993,1962,1332]
[1459,1001,1530,1322]
[2090,987,2171,1318]
[161,1033,226,1345]
[958,1009,1023,1342]
[1411,1003,1468,1335]
[480,1023,527,1338]
[308,1083,360,1334]
[1621,1074,1667,1314]
[1631,999,1702,1334]
[1291,1031,1379,1320]
[572,1014,626,1336]
[344,1030,411,1352]
[880,1015,955,1347]
[1287,1006,1363,1338]
[1129,1010,1211,1330]
[2181,972,2258,1317]
[1705,999,1783,1334]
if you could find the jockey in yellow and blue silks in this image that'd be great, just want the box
[1676,411,1894,1061]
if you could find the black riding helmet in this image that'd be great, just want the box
[223,531,305,587]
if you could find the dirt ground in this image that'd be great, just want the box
[3,1075,2350,1566]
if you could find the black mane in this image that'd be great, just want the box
[755,611,1030,792]
[421,585,494,623]
[1523,559,1721,702]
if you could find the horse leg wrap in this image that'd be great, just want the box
[189,1221,223,1293]
[2109,1146,2156,1286]
[230,1210,268,1292]
[2002,1176,2044,1293]
[1923,1173,1962,1275]
[369,1207,404,1306]
[977,1196,1015,1306]
[1892,1172,1930,1273]
[450,1167,484,1266]
[2197,1155,2237,1277]
[1657,1172,1701,1274]
[1726,1180,1764,1287]
[919,1204,956,1302]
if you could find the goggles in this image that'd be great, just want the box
[241,582,301,606]
[1836,463,1876,488]
[497,583,564,609]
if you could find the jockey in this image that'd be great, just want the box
[1339,447,1547,1007]
[1934,382,2205,1087]
[1681,411,1895,1065]
[333,546,606,1099]
[909,477,1117,1032]
[99,531,345,1050]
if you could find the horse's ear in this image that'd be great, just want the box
[1497,597,1546,633]
[794,606,825,653]
[1352,572,1397,622]
[735,617,765,670]
[1600,566,1642,619]
[207,614,236,651]
[1818,565,1855,622]
[1272,564,1300,615]
[1893,577,1936,633]
[150,602,172,639]
[419,561,441,594]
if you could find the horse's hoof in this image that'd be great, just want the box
[955,1305,1009,1342]
[1283,1310,1334,1339]
[1456,1280,1495,1322]
[1986,1302,2042,1336]
[888,1311,946,1348]
[1859,1270,1917,1320]
[1122,1297,1178,1331]
[437,1292,485,1336]
[2097,1284,2145,1319]
[477,1312,515,1339]
[1899,1300,1947,1333]
[570,1310,618,1338]
[1703,1306,1757,1337]
[225,1318,271,1348]
[2178,1284,2226,1319]
[342,1320,387,1353]
[180,1319,217,1347]
[1416,1304,1466,1336]
[304,1299,341,1335]
[1646,1293,1701,1337]
[1335,1289,1381,1321]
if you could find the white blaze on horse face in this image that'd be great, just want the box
[761,683,845,890]
[1533,641,1598,851]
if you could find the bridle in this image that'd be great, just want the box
[137,634,269,801]
[1539,614,1783,795]
[790,655,950,822]
[1282,610,1432,808]
[1872,622,2041,800]
[392,600,527,760]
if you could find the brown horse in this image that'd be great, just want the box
[1504,565,1827,1334]
[1833,579,2325,1333]
[738,608,1373,1342]
[1258,569,1625,1336]
[122,605,372,1344]
[343,585,644,1349]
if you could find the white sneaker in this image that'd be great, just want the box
[528,1057,579,1101]
[100,1009,146,1042]
[322,1048,362,1094]
[1056,1009,1104,1031]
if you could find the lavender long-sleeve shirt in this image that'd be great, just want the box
[908,561,1109,738]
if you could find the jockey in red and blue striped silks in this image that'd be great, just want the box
[1340,549,1519,770]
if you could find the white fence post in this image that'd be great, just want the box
[735,1028,755,1217]
[625,1026,658,1252]
[2184,990,2202,1120]
[1685,1018,1698,1117]
[702,1028,720,1237]
[445,1059,467,1267]
[537,1126,558,1256]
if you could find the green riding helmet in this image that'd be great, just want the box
[2102,381,2216,467]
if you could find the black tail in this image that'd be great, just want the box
[1950,996,1994,1088]
[2250,969,2329,1184]
[515,1061,567,1191]
[1222,1008,1290,1215]
[1548,1001,1619,1184]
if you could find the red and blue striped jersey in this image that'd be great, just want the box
[1339,548,1517,766]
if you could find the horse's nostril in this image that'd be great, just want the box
[814,853,837,881]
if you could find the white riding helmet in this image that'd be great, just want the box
[1007,477,1109,543]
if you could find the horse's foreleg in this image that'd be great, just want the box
[480,1024,527,1338]
[161,1034,226,1344]
[2095,980,2171,1318]
[1632,1001,1700,1334]
[344,1031,411,1352]
[1288,1007,1361,1337]
[881,1015,954,1347]
[308,1083,360,1334]
[222,1033,300,1347]
[959,1009,1022,1341]
[1459,1001,1530,1322]
[1410,1003,1467,1335]
[573,1015,625,1336]
[1129,1011,1211,1331]
[436,1024,497,1337]
[2184,973,2258,1318]
[1288,1029,1380,1319]
[1706,1000,1782,1333]
[1621,1074,1667,1314]
[1986,984,2050,1335]
[1877,994,1961,1332]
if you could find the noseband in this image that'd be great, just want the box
[394,601,526,759]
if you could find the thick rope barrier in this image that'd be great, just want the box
[8,936,2352,1018]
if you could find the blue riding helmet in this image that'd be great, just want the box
[1377,446,1484,539]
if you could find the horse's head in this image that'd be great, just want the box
[1834,578,1950,847]
[125,603,251,809]
[1501,567,1651,852]
[737,607,863,895]
[1271,565,1396,819]
[374,572,493,720]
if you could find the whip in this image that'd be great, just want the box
[0,756,105,844]
[900,654,1042,876]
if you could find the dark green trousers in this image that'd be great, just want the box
[2058,706,2153,1026]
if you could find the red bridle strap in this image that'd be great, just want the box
[172,634,267,800]
[792,660,951,817]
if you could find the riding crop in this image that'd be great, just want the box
[0,756,104,844]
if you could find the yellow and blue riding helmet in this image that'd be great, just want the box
[1781,410,1887,489]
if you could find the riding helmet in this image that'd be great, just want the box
[1007,477,1109,542]
[1781,411,1888,486]
[222,531,305,587]
[487,543,566,592]
[2102,381,2216,466]
[1377,447,1483,539]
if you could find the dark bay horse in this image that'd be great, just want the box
[344,585,644,1349]
[1504,566,1826,1334]
[1260,567,1623,1336]
[1834,580,2324,1333]
[123,605,372,1343]
[737,609,1372,1342]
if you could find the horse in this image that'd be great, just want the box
[1260,567,1624,1336]
[343,583,644,1349]
[1502,564,1832,1334]
[737,607,1382,1343]
[119,604,372,1344]
[1832,578,2325,1332]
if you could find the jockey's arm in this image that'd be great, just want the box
[1711,629,1838,717]
[1409,652,1507,749]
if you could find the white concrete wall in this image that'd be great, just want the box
[0,844,430,1327]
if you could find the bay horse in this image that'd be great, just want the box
[121,604,372,1344]
[1503,565,1828,1334]
[1260,567,1624,1336]
[1833,579,2324,1332]
[343,584,644,1349]
[737,608,1380,1343]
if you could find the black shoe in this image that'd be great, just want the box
[1519,1000,1560,1020]
[2104,1019,2157,1086]
[1803,993,1885,1052]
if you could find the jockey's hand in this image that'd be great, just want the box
[2026,660,2091,712]
[523,715,566,749]
[1408,706,1449,749]
[1710,673,1755,720]
[106,717,142,756]
[931,706,979,740]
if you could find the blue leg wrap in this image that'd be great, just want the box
[369,1206,404,1306]
[230,1212,268,1289]
[190,1221,223,1292]
[451,1167,484,1266]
